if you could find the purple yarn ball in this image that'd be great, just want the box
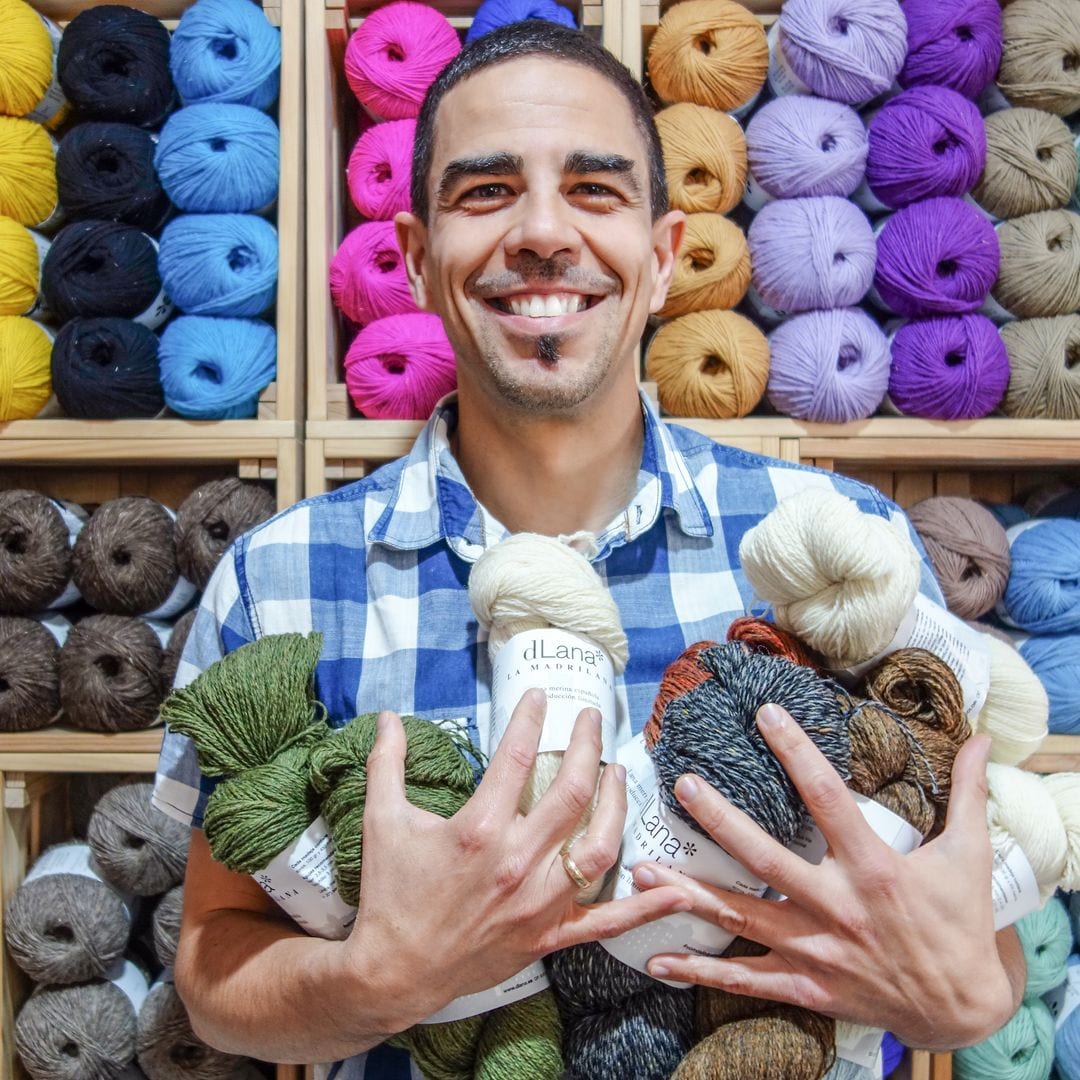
[748,196,876,312]
[866,86,987,208]
[888,314,1009,419]
[899,0,1003,99]
[873,197,1000,317]
[767,307,891,422]
[882,1033,906,1077]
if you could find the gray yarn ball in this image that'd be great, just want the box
[161,610,197,690]
[152,886,183,968]
[69,774,140,839]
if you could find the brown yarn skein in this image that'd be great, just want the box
[175,479,275,590]
[726,616,827,673]
[655,102,747,215]
[974,109,1078,220]
[1001,315,1080,419]
[152,885,183,967]
[906,497,1011,620]
[998,0,1080,116]
[162,608,197,690]
[0,490,75,614]
[992,210,1080,318]
[659,213,751,319]
[0,616,60,731]
[648,0,768,112]
[59,614,165,732]
[646,309,769,418]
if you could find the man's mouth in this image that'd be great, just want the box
[485,293,601,318]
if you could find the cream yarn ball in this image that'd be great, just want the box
[1041,772,1080,892]
[973,635,1049,766]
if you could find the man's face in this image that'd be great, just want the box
[397,56,683,417]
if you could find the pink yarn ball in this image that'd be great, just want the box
[329,220,418,325]
[347,118,416,219]
[344,2,461,121]
[344,312,457,419]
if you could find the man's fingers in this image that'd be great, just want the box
[557,886,692,949]
[939,734,993,847]
[471,687,546,820]
[556,760,628,885]
[364,711,409,821]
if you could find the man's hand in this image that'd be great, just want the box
[631,704,1022,1051]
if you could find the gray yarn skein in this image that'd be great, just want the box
[88,782,190,896]
[152,886,183,968]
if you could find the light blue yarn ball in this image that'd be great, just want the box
[154,104,279,213]
[1016,896,1072,998]
[159,214,277,318]
[1017,635,1080,734]
[954,998,1054,1080]
[170,0,281,110]
[999,519,1080,634]
[465,0,577,43]
[1053,955,1080,1080]
[159,315,276,419]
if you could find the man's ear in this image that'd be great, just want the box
[395,211,432,311]
[648,209,686,315]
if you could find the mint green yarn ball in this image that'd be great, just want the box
[954,998,1054,1080]
[1016,894,1072,998]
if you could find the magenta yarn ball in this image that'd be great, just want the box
[330,221,418,326]
[347,118,416,220]
[888,315,1009,419]
[872,197,999,317]
[865,86,987,209]
[344,2,461,121]
[899,0,1003,99]
[344,312,457,420]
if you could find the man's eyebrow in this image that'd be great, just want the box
[436,153,524,201]
[564,152,642,197]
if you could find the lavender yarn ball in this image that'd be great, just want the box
[748,196,875,313]
[873,197,999,317]
[899,0,1002,99]
[767,307,891,422]
[865,86,987,209]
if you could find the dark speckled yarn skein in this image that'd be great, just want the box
[0,616,61,731]
[0,490,79,614]
[162,609,197,689]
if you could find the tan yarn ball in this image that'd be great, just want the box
[1000,315,1080,419]
[648,0,768,112]
[973,109,1078,220]
[646,309,768,418]
[655,102,747,215]
[659,213,750,318]
[992,209,1080,318]
[998,0,1080,116]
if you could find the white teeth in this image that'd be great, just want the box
[529,296,546,318]
[544,295,564,317]
[504,294,586,318]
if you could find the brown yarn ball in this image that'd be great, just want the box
[175,479,275,590]
[973,109,1078,220]
[162,608,197,690]
[152,885,183,967]
[68,773,139,838]
[659,213,751,318]
[655,102,747,215]
[59,614,165,732]
[646,309,769,418]
[1000,314,1080,419]
[999,0,1080,116]
[648,0,768,112]
[0,489,75,614]
[906,496,1012,620]
[0,616,60,731]
[992,209,1080,318]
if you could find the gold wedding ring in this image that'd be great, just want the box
[560,842,592,891]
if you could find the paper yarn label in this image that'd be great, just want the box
[743,283,791,326]
[24,843,136,925]
[1044,957,1080,1031]
[850,179,889,216]
[835,1021,885,1071]
[106,957,150,1014]
[418,961,551,1024]
[990,840,1040,931]
[767,22,811,98]
[742,169,775,212]
[38,611,71,646]
[134,237,175,330]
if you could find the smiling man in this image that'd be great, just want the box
[154,21,1024,1079]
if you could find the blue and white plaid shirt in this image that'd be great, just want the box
[154,391,941,1080]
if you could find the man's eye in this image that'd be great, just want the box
[574,183,617,197]
[464,183,511,199]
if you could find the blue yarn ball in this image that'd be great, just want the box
[1017,635,1080,734]
[983,502,1031,529]
[170,0,281,110]
[154,104,279,213]
[954,997,1054,1080]
[999,519,1080,634]
[465,0,577,43]
[159,315,276,419]
[1054,956,1080,1080]
[159,214,277,317]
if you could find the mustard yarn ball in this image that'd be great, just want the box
[0,316,51,420]
[655,102,747,215]
[659,212,750,318]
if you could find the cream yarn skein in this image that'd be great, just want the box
[1042,772,1080,892]
[973,634,1048,766]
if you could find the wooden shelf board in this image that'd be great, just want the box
[1024,735,1080,774]
[0,419,298,442]
[0,728,163,773]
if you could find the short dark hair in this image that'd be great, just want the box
[410,20,669,223]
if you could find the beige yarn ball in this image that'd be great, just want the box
[992,210,1080,318]
[1000,315,1080,419]
[998,0,1080,116]
[659,213,750,318]
[655,102,747,215]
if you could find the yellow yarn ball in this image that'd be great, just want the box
[655,102,747,215]
[0,0,60,120]
[0,316,51,420]
[0,116,57,228]
[659,213,750,318]
[0,216,45,316]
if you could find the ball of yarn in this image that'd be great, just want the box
[864,86,986,209]
[170,0,281,110]
[645,309,769,419]
[1025,485,1080,519]
[1017,634,1080,734]
[748,196,875,312]
[1016,894,1071,997]
[1057,963,1080,1080]
[0,616,60,731]
[346,118,415,219]
[159,214,278,317]
[992,210,1080,320]
[745,95,867,201]
[51,317,164,420]
[0,0,62,120]
[175,478,275,590]
[344,1,460,121]
[152,886,183,967]
[954,996,1055,1080]
[986,763,1066,897]
[873,196,999,317]
[655,103,746,215]
[887,314,1009,420]
[647,0,768,112]
[999,518,1080,634]
[0,490,79,614]
[329,220,418,325]
[466,0,576,44]
[898,0,1003,99]
[0,216,46,316]
[1042,772,1080,891]
[343,312,456,421]
[998,0,1080,116]
[658,213,749,318]
[1000,315,1080,420]
[56,123,171,232]
[159,315,276,420]
[907,496,1011,619]
[777,0,908,104]
[766,307,890,423]
[162,609,196,690]
[154,103,280,214]
[976,634,1049,766]
[57,6,173,126]
[0,316,52,420]
[0,116,59,228]
[973,110,1078,220]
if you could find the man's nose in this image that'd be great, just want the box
[503,190,581,262]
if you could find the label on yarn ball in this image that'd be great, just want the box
[105,957,150,1015]
[142,618,173,649]
[850,179,890,216]
[767,22,811,98]
[23,229,52,319]
[143,574,198,622]
[1045,957,1080,1030]
[990,840,1040,931]
[742,169,775,212]
[742,283,792,327]
[977,288,1016,325]
[134,239,175,330]
[490,629,617,760]
[24,13,67,126]
[834,1023,885,1071]
[45,498,85,609]
[418,961,551,1025]
[23,843,137,925]
[38,611,71,646]
[978,82,1012,117]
